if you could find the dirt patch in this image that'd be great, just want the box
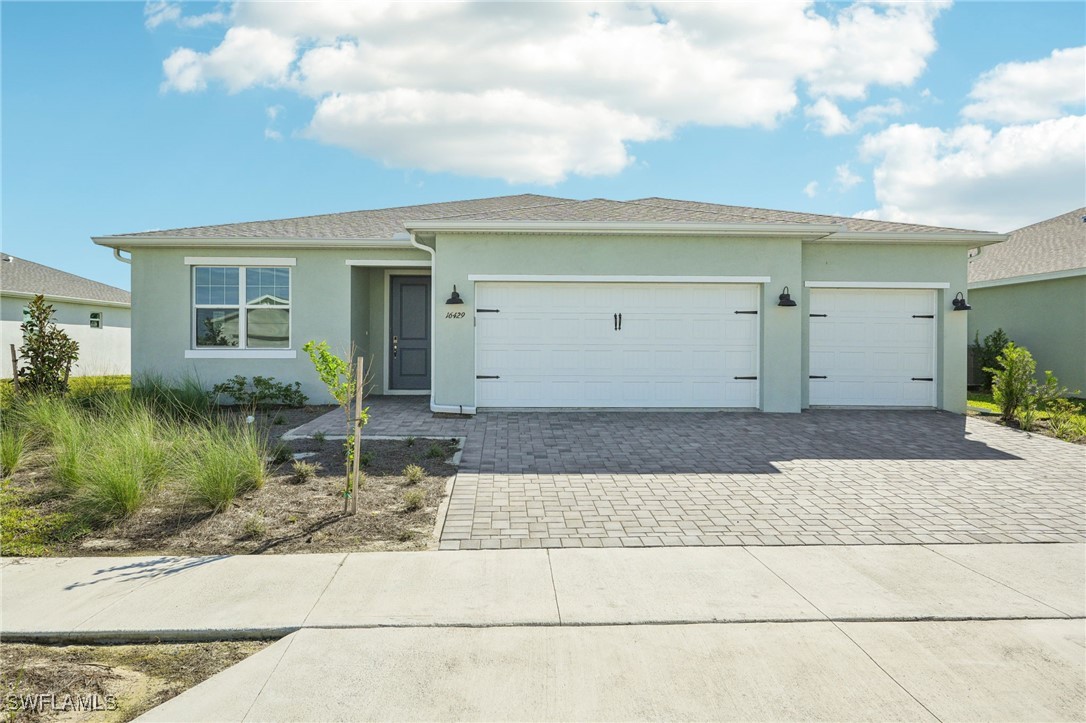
[0,640,268,722]
[2,406,461,556]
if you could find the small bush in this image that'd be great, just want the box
[181,422,267,512]
[402,489,425,511]
[211,375,308,409]
[972,328,1010,390]
[14,295,79,396]
[403,464,424,484]
[240,512,267,540]
[425,443,446,459]
[273,414,286,425]
[1,427,26,477]
[313,431,326,445]
[986,343,1034,424]
[1047,399,1086,441]
[359,451,374,467]
[270,441,293,465]
[405,437,416,447]
[291,460,320,484]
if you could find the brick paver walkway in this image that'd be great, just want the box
[287,399,1086,550]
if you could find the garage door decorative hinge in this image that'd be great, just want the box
[911,377,934,381]
[912,314,935,319]
[476,375,500,379]
[476,308,500,313]
[809,313,828,317]
[809,375,827,379]
[734,310,758,315]
[734,375,758,380]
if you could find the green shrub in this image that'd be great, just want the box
[404,437,416,447]
[14,295,79,396]
[273,414,286,425]
[270,441,293,465]
[1046,399,1086,441]
[972,328,1010,390]
[240,512,267,540]
[1,427,26,477]
[313,431,326,445]
[402,488,425,511]
[358,451,374,467]
[211,375,308,409]
[290,460,320,484]
[403,464,424,484]
[181,422,267,512]
[986,343,1034,423]
[425,443,446,459]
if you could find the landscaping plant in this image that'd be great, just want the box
[403,464,424,484]
[13,295,79,397]
[971,328,1010,391]
[0,426,26,477]
[402,488,425,511]
[180,421,268,512]
[211,375,308,410]
[986,343,1078,429]
[1046,399,1086,442]
[302,341,369,513]
[290,460,320,484]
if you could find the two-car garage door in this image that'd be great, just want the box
[475,282,760,408]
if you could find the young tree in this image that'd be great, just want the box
[15,295,79,396]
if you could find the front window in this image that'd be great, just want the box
[193,266,290,349]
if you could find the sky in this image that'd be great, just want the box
[2,1,1084,292]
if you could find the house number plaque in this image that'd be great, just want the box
[445,311,467,319]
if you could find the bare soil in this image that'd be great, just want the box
[0,641,268,722]
[3,406,460,556]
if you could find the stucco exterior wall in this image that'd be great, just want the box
[130,247,428,403]
[1,296,131,378]
[968,275,1086,393]
[802,243,971,413]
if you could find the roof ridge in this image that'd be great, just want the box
[414,196,584,222]
[1008,207,1086,234]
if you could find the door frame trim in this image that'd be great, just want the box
[468,274,771,284]
[384,269,432,396]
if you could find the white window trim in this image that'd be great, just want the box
[467,274,772,283]
[804,281,950,289]
[185,257,296,266]
[192,265,293,352]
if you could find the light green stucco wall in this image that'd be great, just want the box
[802,243,971,413]
[130,247,428,403]
[968,275,1086,393]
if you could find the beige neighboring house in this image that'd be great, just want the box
[1,253,131,378]
[967,209,1086,393]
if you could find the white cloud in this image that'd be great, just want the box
[264,128,282,141]
[145,1,226,30]
[157,2,947,183]
[806,97,904,135]
[859,115,1086,231]
[803,181,819,198]
[834,163,862,190]
[962,46,1086,124]
[266,104,283,121]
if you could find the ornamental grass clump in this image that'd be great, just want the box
[181,421,268,512]
[0,427,26,477]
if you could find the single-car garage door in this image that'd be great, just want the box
[809,288,937,407]
[475,282,760,408]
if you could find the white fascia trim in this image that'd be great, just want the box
[185,349,297,359]
[805,281,951,289]
[92,236,413,250]
[345,259,432,267]
[813,231,1008,246]
[0,290,130,308]
[468,274,772,284]
[185,257,296,266]
[406,220,842,239]
[968,267,1086,289]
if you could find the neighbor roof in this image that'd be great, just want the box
[0,254,131,305]
[968,208,1086,284]
[98,194,988,241]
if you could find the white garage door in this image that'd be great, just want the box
[475,282,760,408]
[809,288,937,407]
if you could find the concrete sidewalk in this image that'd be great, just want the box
[3,544,1083,640]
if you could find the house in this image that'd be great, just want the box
[1,253,131,378]
[967,209,1086,393]
[91,195,1006,413]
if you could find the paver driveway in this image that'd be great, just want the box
[288,398,1086,550]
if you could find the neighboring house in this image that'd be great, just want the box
[92,195,1005,413]
[1,253,131,378]
[967,209,1086,393]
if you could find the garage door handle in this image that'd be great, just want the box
[476,375,500,379]
[734,376,758,380]
[618,313,622,330]
[614,313,618,331]
[477,308,500,313]
[912,314,934,319]
[734,310,758,315]
[911,377,934,381]
[810,313,828,317]
[809,375,827,379]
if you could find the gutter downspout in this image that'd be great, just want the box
[113,248,132,264]
[407,233,475,416]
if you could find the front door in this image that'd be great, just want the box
[389,275,431,390]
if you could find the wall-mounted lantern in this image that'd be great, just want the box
[446,285,464,305]
[951,292,972,311]
[777,286,797,307]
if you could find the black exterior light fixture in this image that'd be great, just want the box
[446,285,464,305]
[952,291,972,311]
[777,286,797,307]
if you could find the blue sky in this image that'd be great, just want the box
[3,1,1084,291]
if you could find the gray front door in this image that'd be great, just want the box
[389,276,431,390]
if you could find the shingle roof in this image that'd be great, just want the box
[968,208,1086,283]
[101,194,990,241]
[0,254,130,305]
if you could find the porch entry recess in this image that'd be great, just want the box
[389,275,432,390]
[474,281,761,408]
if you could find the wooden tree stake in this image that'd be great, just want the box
[350,357,364,515]
[9,345,18,392]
